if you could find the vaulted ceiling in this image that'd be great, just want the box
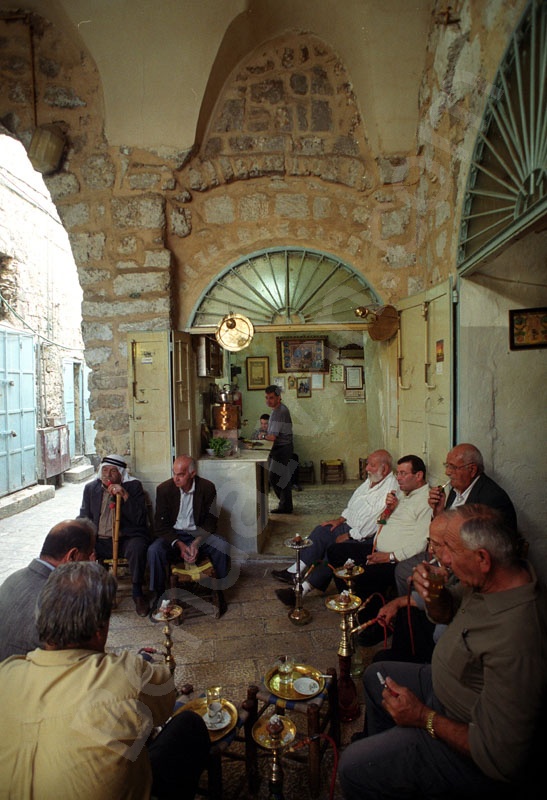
[3,0,433,156]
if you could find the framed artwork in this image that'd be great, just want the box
[311,373,324,390]
[330,363,344,382]
[296,376,312,398]
[509,307,547,350]
[273,375,285,392]
[276,336,329,373]
[287,375,297,390]
[246,356,270,390]
[345,365,364,390]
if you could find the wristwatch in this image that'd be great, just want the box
[389,552,396,564]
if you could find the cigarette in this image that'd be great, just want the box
[377,671,399,697]
[440,480,450,489]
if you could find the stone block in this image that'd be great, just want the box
[111,195,165,229]
[63,463,95,483]
[81,154,116,189]
[274,193,308,219]
[144,250,171,268]
[203,195,235,224]
[170,207,192,237]
[69,232,106,263]
[311,99,332,131]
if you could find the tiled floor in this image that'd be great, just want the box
[0,478,370,799]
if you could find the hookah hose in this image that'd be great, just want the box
[351,592,394,648]
[287,733,339,800]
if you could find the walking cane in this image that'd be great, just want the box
[112,493,122,577]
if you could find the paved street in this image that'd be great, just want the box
[0,481,87,585]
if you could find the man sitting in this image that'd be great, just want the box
[394,442,517,596]
[80,453,151,617]
[338,505,545,799]
[147,454,229,616]
[0,518,96,661]
[273,449,398,605]
[0,561,210,799]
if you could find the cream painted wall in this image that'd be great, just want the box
[457,231,547,582]
[229,330,369,479]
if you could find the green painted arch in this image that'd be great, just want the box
[189,247,381,329]
[458,0,547,272]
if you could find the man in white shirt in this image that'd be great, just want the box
[273,449,398,604]
[394,443,517,595]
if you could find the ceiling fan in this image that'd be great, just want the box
[215,313,255,351]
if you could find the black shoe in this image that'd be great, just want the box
[134,596,150,617]
[293,484,302,492]
[272,569,295,584]
[275,588,296,607]
[271,508,293,515]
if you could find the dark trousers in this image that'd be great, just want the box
[338,662,511,800]
[149,709,210,800]
[95,535,148,596]
[147,530,230,595]
[268,445,295,512]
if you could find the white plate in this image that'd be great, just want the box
[293,677,320,696]
[203,708,231,731]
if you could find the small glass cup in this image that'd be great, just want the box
[426,565,446,601]
[275,655,294,685]
[206,685,222,712]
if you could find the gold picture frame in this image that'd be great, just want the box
[276,336,329,373]
[246,356,270,390]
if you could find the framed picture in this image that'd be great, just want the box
[273,376,285,392]
[296,376,312,398]
[330,363,344,382]
[276,336,329,373]
[509,307,547,350]
[311,373,324,390]
[287,375,297,390]
[345,365,364,390]
[246,356,270,390]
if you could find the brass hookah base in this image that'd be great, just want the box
[333,563,366,677]
[151,604,183,674]
[326,592,362,722]
[284,536,312,625]
[252,713,297,800]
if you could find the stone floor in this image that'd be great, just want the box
[0,477,372,800]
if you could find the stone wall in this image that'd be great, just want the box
[0,2,529,460]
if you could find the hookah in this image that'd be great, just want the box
[252,713,296,800]
[284,534,312,625]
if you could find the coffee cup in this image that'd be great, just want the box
[207,701,223,724]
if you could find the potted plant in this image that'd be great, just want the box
[208,437,232,458]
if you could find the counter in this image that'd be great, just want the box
[197,448,271,554]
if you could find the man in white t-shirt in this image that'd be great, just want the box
[273,449,398,604]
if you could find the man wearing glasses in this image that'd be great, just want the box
[395,443,517,595]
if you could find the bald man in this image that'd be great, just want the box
[0,518,96,660]
[147,455,229,615]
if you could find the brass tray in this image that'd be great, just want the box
[172,697,238,742]
[264,663,325,701]
[253,715,297,749]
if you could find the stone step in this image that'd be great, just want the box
[0,484,55,520]
[63,463,95,483]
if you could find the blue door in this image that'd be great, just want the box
[0,326,36,497]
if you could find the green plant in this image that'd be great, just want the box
[209,437,232,457]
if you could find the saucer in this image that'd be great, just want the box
[203,708,231,731]
[293,677,320,696]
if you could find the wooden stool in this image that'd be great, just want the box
[255,668,339,797]
[320,459,344,484]
[298,461,315,484]
[170,558,225,620]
